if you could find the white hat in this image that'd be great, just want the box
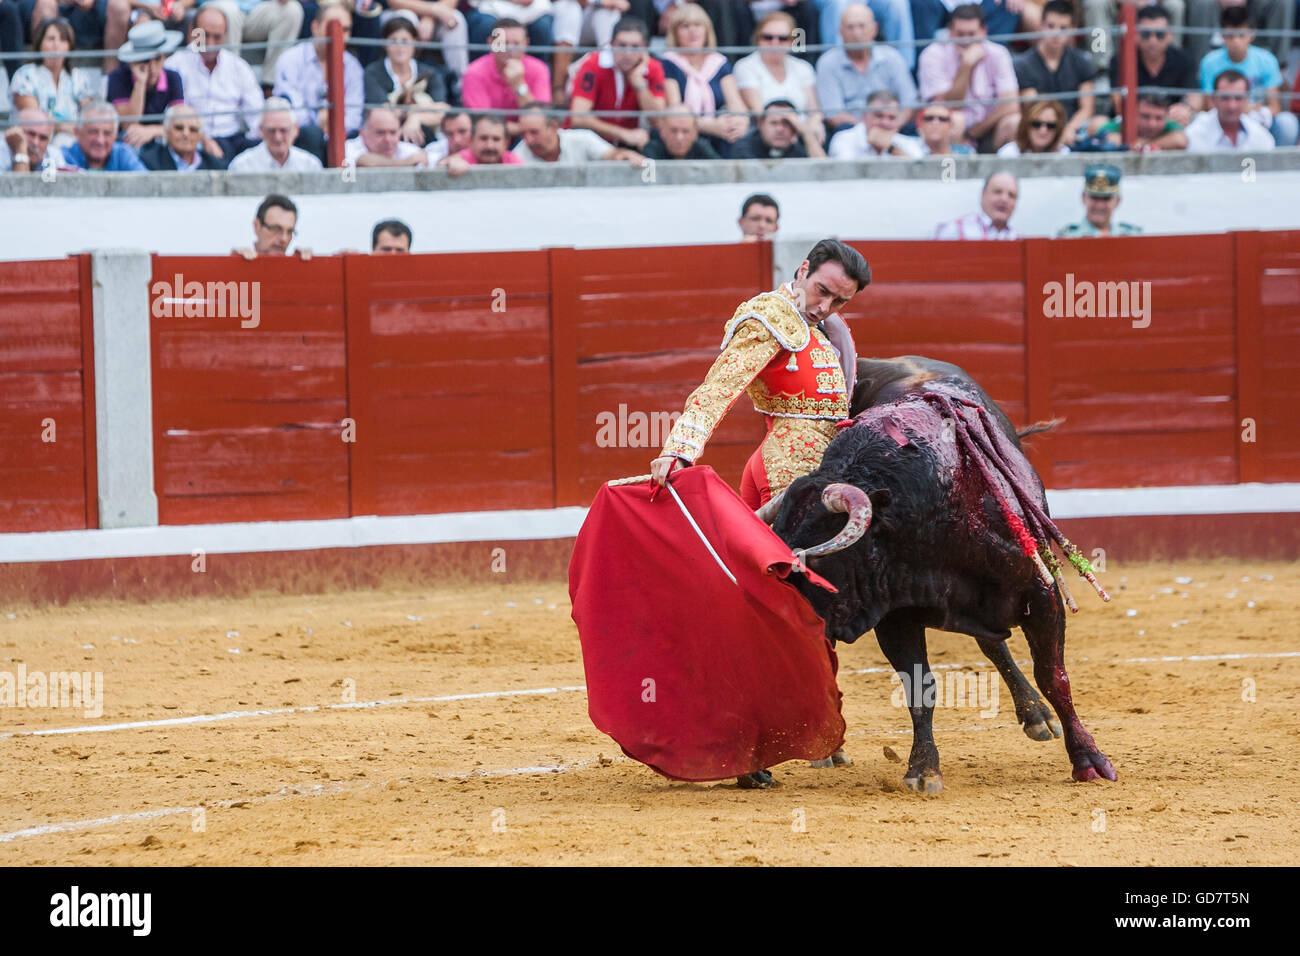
[118,19,184,63]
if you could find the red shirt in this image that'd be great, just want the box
[570,52,665,135]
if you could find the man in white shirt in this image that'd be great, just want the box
[344,106,428,167]
[828,89,924,158]
[165,5,267,161]
[1185,69,1278,153]
[228,98,325,171]
[932,170,1020,239]
[424,110,471,164]
[511,104,644,164]
[0,108,65,173]
[272,1,365,162]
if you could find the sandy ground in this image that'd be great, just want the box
[0,559,1296,866]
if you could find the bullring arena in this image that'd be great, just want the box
[0,559,1297,866]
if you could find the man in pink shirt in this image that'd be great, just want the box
[459,17,551,138]
[917,4,1021,152]
[438,114,526,176]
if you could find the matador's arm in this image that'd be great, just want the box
[659,319,782,464]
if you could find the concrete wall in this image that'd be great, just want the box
[3,153,1297,261]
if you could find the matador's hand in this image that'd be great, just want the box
[650,456,680,486]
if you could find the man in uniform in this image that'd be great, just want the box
[1057,164,1143,238]
[650,239,871,509]
[649,238,870,788]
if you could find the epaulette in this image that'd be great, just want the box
[720,290,809,352]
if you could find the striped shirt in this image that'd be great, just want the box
[932,211,1018,240]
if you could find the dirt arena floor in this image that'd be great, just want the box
[0,559,1296,866]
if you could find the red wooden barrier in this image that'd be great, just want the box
[4,234,1298,534]
[0,256,96,532]
[150,255,350,524]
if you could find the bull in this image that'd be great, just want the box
[768,356,1117,794]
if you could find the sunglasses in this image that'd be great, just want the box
[921,114,950,122]
[1138,29,1167,39]
[1215,92,1248,100]
[759,33,792,42]
[1030,120,1059,130]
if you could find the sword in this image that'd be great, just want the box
[665,481,738,586]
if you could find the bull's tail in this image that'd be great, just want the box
[1016,418,1062,440]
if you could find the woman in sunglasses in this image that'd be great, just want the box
[997,99,1069,156]
[733,11,825,145]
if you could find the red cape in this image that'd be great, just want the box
[569,467,845,782]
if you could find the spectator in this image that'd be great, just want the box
[235,193,309,258]
[8,16,98,135]
[273,0,364,162]
[917,101,974,154]
[372,217,412,252]
[344,104,430,166]
[912,0,1026,48]
[227,96,325,169]
[364,14,451,148]
[459,17,551,138]
[138,103,227,169]
[730,97,826,157]
[424,108,470,162]
[641,108,723,158]
[23,0,125,72]
[1185,0,1292,65]
[62,99,148,170]
[512,102,645,163]
[1107,5,1197,124]
[811,0,918,71]
[0,107,64,171]
[203,0,306,88]
[164,5,265,162]
[815,5,917,133]
[918,4,1020,152]
[660,3,750,155]
[932,170,1019,239]
[1197,6,1298,146]
[1012,1,1095,146]
[1185,67,1277,150]
[996,98,1069,154]
[1086,93,1188,150]
[382,1,469,77]
[550,0,624,105]
[828,88,923,156]
[437,112,525,175]
[651,0,738,49]
[733,11,824,146]
[464,0,555,56]
[1057,164,1142,236]
[1083,0,1186,71]
[106,18,186,150]
[569,16,671,150]
[738,192,778,241]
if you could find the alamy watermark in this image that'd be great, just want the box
[1,665,103,718]
[890,665,998,718]
[1042,273,1151,329]
[151,273,261,328]
[595,404,681,448]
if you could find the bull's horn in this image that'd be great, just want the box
[795,483,873,559]
[754,488,787,525]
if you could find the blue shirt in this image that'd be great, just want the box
[815,45,918,116]
[1198,46,1283,102]
[63,141,148,172]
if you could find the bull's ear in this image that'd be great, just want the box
[868,488,892,511]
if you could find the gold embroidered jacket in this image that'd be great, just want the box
[660,286,850,465]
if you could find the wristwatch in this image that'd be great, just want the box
[515,82,530,97]
[12,153,30,166]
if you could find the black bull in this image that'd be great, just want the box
[771,356,1116,793]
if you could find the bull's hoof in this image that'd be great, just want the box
[1071,750,1118,783]
[1023,716,1063,741]
[904,772,944,795]
[737,769,777,789]
[809,748,852,769]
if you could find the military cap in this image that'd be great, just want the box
[1084,164,1122,197]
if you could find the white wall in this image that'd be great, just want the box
[3,169,1298,260]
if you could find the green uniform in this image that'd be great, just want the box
[1056,220,1144,237]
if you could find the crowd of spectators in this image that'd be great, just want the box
[1,0,1296,175]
